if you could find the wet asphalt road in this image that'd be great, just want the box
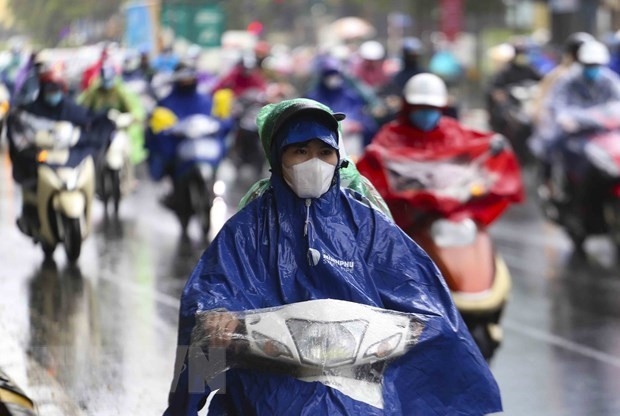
[1,151,620,416]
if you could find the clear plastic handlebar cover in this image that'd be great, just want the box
[190,299,425,410]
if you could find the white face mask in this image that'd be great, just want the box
[282,158,336,199]
[324,74,344,89]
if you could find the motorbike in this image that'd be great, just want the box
[534,102,620,251]
[488,81,538,163]
[14,112,96,262]
[192,299,424,410]
[167,114,225,239]
[97,111,133,216]
[230,89,266,179]
[366,136,520,360]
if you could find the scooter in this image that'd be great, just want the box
[168,114,224,239]
[488,81,538,163]
[15,112,95,262]
[230,89,266,179]
[192,299,424,410]
[535,102,620,251]
[97,111,133,216]
[379,138,516,360]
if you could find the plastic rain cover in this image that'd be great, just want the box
[190,300,425,410]
[357,117,523,231]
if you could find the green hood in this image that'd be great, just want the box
[240,98,392,219]
[256,98,343,167]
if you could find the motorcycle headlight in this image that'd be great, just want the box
[585,142,620,177]
[286,319,367,368]
[430,218,477,247]
[363,333,402,359]
[252,331,293,359]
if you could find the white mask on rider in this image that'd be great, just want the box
[324,74,344,90]
[282,158,336,199]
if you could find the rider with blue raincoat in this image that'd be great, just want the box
[164,98,502,415]
[146,63,229,182]
[306,58,378,146]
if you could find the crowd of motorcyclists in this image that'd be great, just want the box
[1,27,620,415]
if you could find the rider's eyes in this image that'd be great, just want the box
[294,148,307,155]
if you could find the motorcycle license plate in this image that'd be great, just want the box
[177,138,221,162]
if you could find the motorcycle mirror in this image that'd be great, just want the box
[489,135,506,157]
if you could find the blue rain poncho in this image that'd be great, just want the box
[165,99,501,416]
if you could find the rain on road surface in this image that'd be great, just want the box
[1,152,620,415]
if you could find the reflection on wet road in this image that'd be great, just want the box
[1,156,620,415]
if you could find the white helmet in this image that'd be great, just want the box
[404,73,448,107]
[578,41,610,65]
[359,41,385,61]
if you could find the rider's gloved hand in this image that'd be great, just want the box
[107,108,134,129]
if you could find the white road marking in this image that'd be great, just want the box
[504,319,620,368]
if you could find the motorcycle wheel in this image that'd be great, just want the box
[111,169,121,216]
[190,180,212,239]
[604,199,620,253]
[468,322,500,362]
[41,242,56,259]
[62,216,82,263]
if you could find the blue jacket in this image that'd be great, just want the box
[306,83,378,145]
[165,169,502,414]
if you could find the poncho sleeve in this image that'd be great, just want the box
[356,207,502,415]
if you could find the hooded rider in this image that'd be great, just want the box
[533,40,620,203]
[532,32,594,122]
[306,58,378,146]
[547,40,620,129]
[7,68,114,235]
[146,63,216,180]
[164,98,501,416]
[392,37,425,92]
[211,54,267,97]
[352,40,390,90]
[78,64,147,163]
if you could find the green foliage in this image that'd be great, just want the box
[8,0,124,45]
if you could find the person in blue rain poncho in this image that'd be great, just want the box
[146,63,231,182]
[306,58,378,146]
[165,98,502,416]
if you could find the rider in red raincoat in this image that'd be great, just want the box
[211,54,267,96]
[357,73,523,233]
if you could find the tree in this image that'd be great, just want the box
[8,0,124,46]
